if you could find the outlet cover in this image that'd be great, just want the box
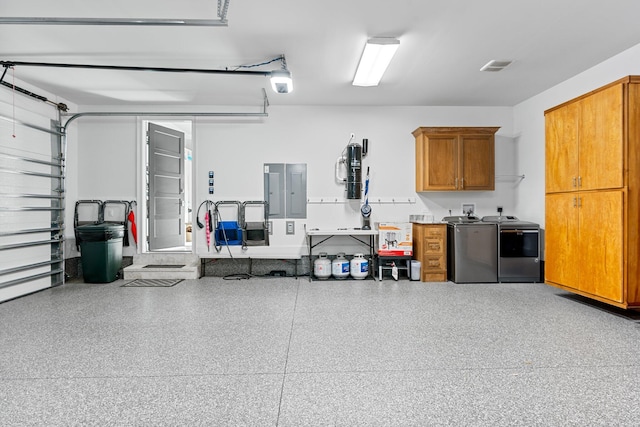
[286,221,295,235]
[462,203,476,216]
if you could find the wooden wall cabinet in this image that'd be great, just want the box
[413,223,447,282]
[413,127,499,191]
[545,76,640,309]
[545,84,623,193]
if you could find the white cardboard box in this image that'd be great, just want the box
[378,222,413,256]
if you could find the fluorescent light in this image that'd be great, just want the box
[270,69,293,93]
[353,37,400,87]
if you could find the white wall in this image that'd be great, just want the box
[7,38,640,268]
[74,105,514,257]
[514,42,640,228]
[67,32,640,260]
[66,116,138,257]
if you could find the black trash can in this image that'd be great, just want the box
[77,223,125,283]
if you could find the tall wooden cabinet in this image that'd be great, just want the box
[412,223,447,282]
[413,127,499,191]
[545,76,640,308]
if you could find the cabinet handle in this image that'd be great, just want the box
[572,177,577,188]
[460,177,464,189]
[578,176,582,188]
[573,197,577,208]
[454,178,458,188]
[578,197,582,208]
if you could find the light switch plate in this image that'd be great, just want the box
[286,221,295,235]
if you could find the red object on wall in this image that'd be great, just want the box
[127,210,138,245]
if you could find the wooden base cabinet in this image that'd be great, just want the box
[545,191,623,304]
[412,223,447,282]
[545,76,640,308]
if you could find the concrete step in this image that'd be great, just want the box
[123,253,201,280]
[123,263,201,280]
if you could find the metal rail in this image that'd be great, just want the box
[0,260,62,277]
[0,193,63,200]
[0,0,231,27]
[0,239,63,252]
[0,167,63,179]
[0,227,63,237]
[0,206,64,212]
[0,269,64,289]
[0,61,270,76]
[0,151,63,167]
[62,109,269,129]
[0,18,229,26]
[0,115,64,136]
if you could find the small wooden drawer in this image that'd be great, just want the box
[424,238,444,254]
[423,255,445,271]
[425,227,445,238]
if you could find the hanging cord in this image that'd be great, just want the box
[230,55,286,71]
[214,207,233,256]
[195,200,209,229]
[340,133,355,159]
[11,66,16,138]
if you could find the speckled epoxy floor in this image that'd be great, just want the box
[2,278,640,426]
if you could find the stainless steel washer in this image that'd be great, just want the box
[443,216,498,283]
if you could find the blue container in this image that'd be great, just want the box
[215,221,243,246]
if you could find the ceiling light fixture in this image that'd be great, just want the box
[270,69,293,93]
[352,37,400,87]
[269,55,293,93]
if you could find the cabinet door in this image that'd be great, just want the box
[578,191,623,302]
[416,135,457,190]
[579,85,624,191]
[545,193,579,289]
[459,134,494,190]
[545,103,579,193]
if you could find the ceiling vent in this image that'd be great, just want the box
[480,60,512,72]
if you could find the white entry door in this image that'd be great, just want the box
[148,122,185,251]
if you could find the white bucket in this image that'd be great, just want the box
[314,252,332,279]
[350,253,369,280]
[410,260,421,281]
[332,253,350,279]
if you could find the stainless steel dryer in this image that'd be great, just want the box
[443,216,498,283]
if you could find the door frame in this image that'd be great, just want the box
[137,118,195,254]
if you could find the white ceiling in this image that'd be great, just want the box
[3,0,640,108]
